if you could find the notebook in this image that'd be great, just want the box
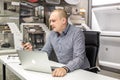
[17,50,60,73]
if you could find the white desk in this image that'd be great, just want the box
[0,54,19,80]
[0,55,119,80]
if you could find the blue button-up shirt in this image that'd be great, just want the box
[42,24,90,71]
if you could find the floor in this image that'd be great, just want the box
[98,70,120,79]
[0,63,120,80]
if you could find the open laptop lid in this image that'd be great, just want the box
[17,50,52,73]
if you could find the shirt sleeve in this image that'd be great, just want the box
[65,29,86,72]
[41,32,53,55]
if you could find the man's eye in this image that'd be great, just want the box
[49,20,56,23]
[52,20,55,22]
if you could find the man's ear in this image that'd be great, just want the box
[62,18,67,24]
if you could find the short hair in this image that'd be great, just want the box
[51,9,68,20]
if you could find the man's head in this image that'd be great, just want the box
[49,9,68,34]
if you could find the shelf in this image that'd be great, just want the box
[20,14,33,17]
[20,1,39,8]
[0,14,19,17]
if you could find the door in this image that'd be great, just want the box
[91,0,120,70]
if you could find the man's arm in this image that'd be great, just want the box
[66,29,86,72]
[52,29,87,77]
[41,32,53,55]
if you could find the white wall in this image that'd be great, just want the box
[94,12,120,31]
[92,0,120,6]
[92,1,120,70]
[99,36,120,69]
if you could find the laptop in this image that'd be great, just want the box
[17,50,61,73]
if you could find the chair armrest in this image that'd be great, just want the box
[85,66,101,73]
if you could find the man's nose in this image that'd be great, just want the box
[49,22,52,27]
[50,22,52,25]
[50,22,53,27]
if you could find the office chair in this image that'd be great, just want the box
[83,31,100,73]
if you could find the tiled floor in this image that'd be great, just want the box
[98,70,120,79]
[0,63,120,80]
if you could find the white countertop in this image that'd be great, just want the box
[6,62,119,80]
[0,55,119,80]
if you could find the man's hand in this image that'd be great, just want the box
[22,42,33,51]
[52,67,67,77]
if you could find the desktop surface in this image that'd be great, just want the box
[6,62,119,80]
[0,55,119,80]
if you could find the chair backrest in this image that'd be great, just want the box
[83,31,100,67]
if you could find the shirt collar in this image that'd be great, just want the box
[56,24,70,37]
[62,24,70,36]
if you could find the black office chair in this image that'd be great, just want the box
[83,31,100,73]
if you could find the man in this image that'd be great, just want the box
[23,9,90,77]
